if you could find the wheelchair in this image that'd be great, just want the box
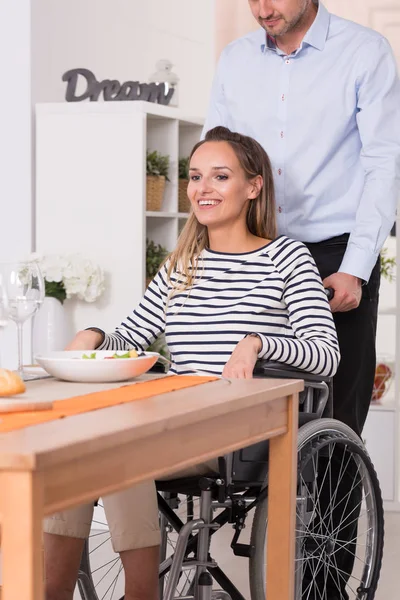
[77,361,384,600]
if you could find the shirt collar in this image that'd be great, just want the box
[260,2,330,54]
[303,2,330,51]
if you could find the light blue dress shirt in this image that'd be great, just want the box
[202,2,400,282]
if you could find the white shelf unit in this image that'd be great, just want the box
[35,101,203,334]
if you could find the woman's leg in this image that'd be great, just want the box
[104,462,219,600]
[120,546,160,600]
[103,481,161,600]
[44,503,94,600]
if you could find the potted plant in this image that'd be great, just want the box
[380,248,396,282]
[146,238,168,288]
[178,157,190,214]
[372,249,396,402]
[146,150,170,211]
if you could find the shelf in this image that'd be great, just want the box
[36,100,204,126]
[369,401,397,412]
[378,307,396,316]
[146,211,189,218]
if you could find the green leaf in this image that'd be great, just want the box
[45,280,67,304]
[146,149,170,181]
[380,249,396,282]
[146,238,168,278]
[179,157,190,180]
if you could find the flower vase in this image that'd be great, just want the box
[33,297,69,357]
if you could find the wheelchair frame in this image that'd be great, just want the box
[78,361,384,600]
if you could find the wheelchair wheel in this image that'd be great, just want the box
[249,419,384,600]
[77,496,199,600]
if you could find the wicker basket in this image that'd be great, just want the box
[146,175,166,211]
[178,179,191,213]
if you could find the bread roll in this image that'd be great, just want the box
[0,369,26,397]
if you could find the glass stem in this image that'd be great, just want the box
[17,322,24,378]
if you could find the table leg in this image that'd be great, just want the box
[266,393,298,600]
[0,471,44,600]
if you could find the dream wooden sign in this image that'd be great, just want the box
[62,68,175,105]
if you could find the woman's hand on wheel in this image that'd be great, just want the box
[65,330,103,351]
[222,336,261,379]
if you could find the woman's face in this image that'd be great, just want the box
[187,141,261,230]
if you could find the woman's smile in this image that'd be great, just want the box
[197,198,223,209]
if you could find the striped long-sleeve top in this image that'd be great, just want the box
[97,236,340,377]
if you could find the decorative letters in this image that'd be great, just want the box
[62,68,175,105]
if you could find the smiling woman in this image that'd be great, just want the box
[43,125,340,600]
[166,127,276,291]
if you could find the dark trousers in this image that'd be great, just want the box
[305,234,380,436]
[303,234,381,599]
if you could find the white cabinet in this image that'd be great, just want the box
[35,101,203,333]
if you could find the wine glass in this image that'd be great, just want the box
[0,262,44,379]
[0,273,10,368]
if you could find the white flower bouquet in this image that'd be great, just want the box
[28,253,105,304]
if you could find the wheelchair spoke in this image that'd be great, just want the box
[303,554,327,600]
[109,564,124,600]
[100,563,123,600]
[90,535,114,555]
[326,555,359,598]
[91,556,121,575]
[89,530,112,538]
[95,557,121,588]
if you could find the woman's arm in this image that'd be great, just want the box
[68,265,169,352]
[258,242,340,377]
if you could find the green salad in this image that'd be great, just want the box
[82,350,139,360]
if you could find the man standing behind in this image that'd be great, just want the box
[203,0,400,598]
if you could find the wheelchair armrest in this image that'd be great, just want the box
[254,360,332,384]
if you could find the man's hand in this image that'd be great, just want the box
[323,272,362,313]
[222,335,261,379]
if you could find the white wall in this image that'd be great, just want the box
[32,0,216,117]
[324,0,400,367]
[215,0,259,59]
[0,0,32,369]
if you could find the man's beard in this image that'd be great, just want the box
[261,1,309,37]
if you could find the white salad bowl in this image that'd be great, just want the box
[35,350,160,383]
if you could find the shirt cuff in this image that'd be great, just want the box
[257,334,270,359]
[96,334,110,350]
[338,243,379,283]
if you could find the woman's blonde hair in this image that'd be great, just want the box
[166,126,277,292]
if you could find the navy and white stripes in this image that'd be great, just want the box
[98,236,340,377]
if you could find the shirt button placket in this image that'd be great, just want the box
[277,55,291,233]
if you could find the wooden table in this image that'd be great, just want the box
[0,375,302,600]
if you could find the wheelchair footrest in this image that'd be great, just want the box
[231,543,254,558]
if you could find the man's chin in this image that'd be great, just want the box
[264,24,287,38]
